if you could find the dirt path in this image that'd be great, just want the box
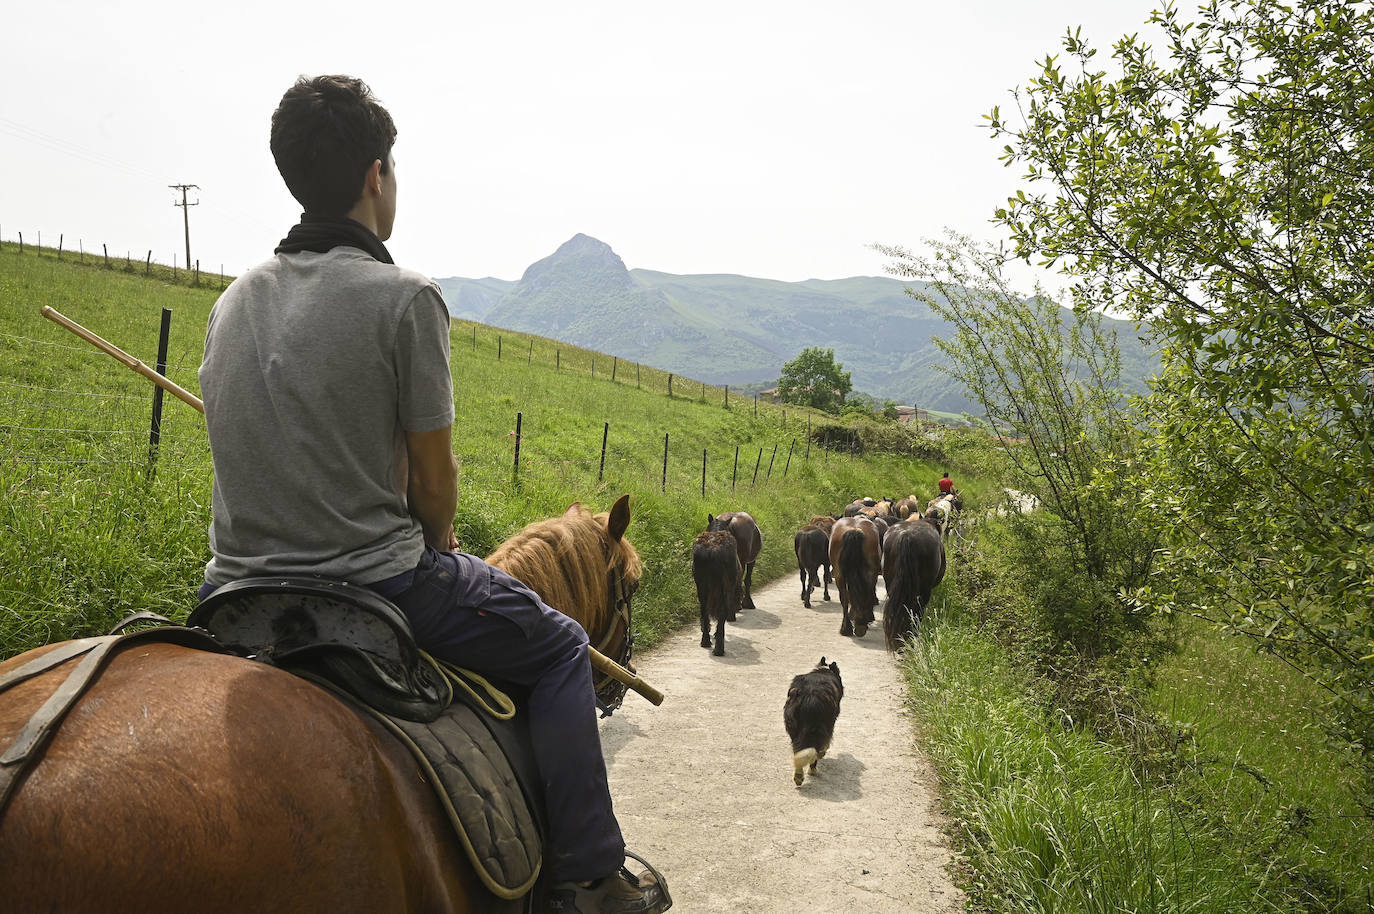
[599,570,965,912]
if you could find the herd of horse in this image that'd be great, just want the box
[0,488,961,911]
[692,491,961,658]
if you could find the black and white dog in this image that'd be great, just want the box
[783,657,843,786]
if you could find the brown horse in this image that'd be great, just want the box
[893,495,922,520]
[0,495,643,914]
[828,516,882,638]
[487,498,643,708]
[793,523,831,608]
[707,512,762,609]
[881,517,946,651]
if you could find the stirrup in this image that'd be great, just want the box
[622,850,672,912]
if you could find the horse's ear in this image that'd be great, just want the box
[607,494,631,542]
[818,655,827,666]
[564,502,583,518]
[707,514,715,529]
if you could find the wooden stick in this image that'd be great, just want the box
[589,649,664,706]
[40,305,666,706]
[41,306,205,414]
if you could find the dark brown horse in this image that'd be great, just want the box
[793,523,831,608]
[828,516,881,638]
[707,512,761,609]
[881,516,946,651]
[692,530,741,656]
[0,496,643,914]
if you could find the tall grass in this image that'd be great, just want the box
[905,597,1280,912]
[0,248,958,658]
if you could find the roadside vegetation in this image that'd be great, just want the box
[888,1,1373,910]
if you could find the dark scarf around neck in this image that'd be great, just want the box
[275,214,394,264]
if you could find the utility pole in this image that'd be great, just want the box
[169,184,199,270]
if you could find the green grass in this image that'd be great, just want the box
[1147,616,1373,911]
[0,246,954,658]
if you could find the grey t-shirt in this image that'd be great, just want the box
[199,246,455,586]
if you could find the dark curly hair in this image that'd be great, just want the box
[269,75,397,216]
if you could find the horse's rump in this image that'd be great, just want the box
[692,530,740,623]
[0,641,490,913]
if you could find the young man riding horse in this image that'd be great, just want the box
[197,75,669,914]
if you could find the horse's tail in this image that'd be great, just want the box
[838,529,875,618]
[883,531,928,651]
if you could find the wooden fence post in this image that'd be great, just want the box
[146,251,152,275]
[668,374,673,397]
[806,416,811,459]
[557,349,561,370]
[528,340,533,365]
[58,234,63,259]
[598,422,609,482]
[498,336,502,361]
[754,394,758,417]
[612,357,617,382]
[724,385,729,409]
[103,243,108,267]
[19,232,24,254]
[195,259,200,286]
[636,363,640,388]
[472,326,476,352]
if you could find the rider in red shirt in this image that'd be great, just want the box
[938,472,954,495]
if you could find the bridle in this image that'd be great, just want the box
[593,563,636,716]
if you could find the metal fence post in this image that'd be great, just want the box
[146,308,173,478]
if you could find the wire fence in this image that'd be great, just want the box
[0,229,228,289]
[1,312,848,501]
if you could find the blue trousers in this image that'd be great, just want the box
[202,548,626,883]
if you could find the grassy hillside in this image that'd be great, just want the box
[0,246,957,659]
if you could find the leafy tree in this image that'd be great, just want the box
[777,347,852,414]
[989,0,1374,777]
[880,235,1157,660]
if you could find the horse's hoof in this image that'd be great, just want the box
[823,594,831,601]
[794,770,804,786]
[713,646,725,657]
[803,601,811,608]
[743,599,755,609]
[700,639,711,649]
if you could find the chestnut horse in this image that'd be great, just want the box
[828,516,882,638]
[707,512,762,609]
[881,517,946,651]
[0,496,642,914]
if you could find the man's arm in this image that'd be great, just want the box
[406,425,459,550]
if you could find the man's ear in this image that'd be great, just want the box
[364,158,384,196]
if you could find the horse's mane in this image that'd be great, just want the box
[485,504,642,638]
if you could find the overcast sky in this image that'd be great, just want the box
[2,1,1163,286]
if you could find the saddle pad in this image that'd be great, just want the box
[385,702,542,900]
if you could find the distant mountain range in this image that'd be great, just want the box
[433,234,1157,414]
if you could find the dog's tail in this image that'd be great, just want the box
[792,747,819,785]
